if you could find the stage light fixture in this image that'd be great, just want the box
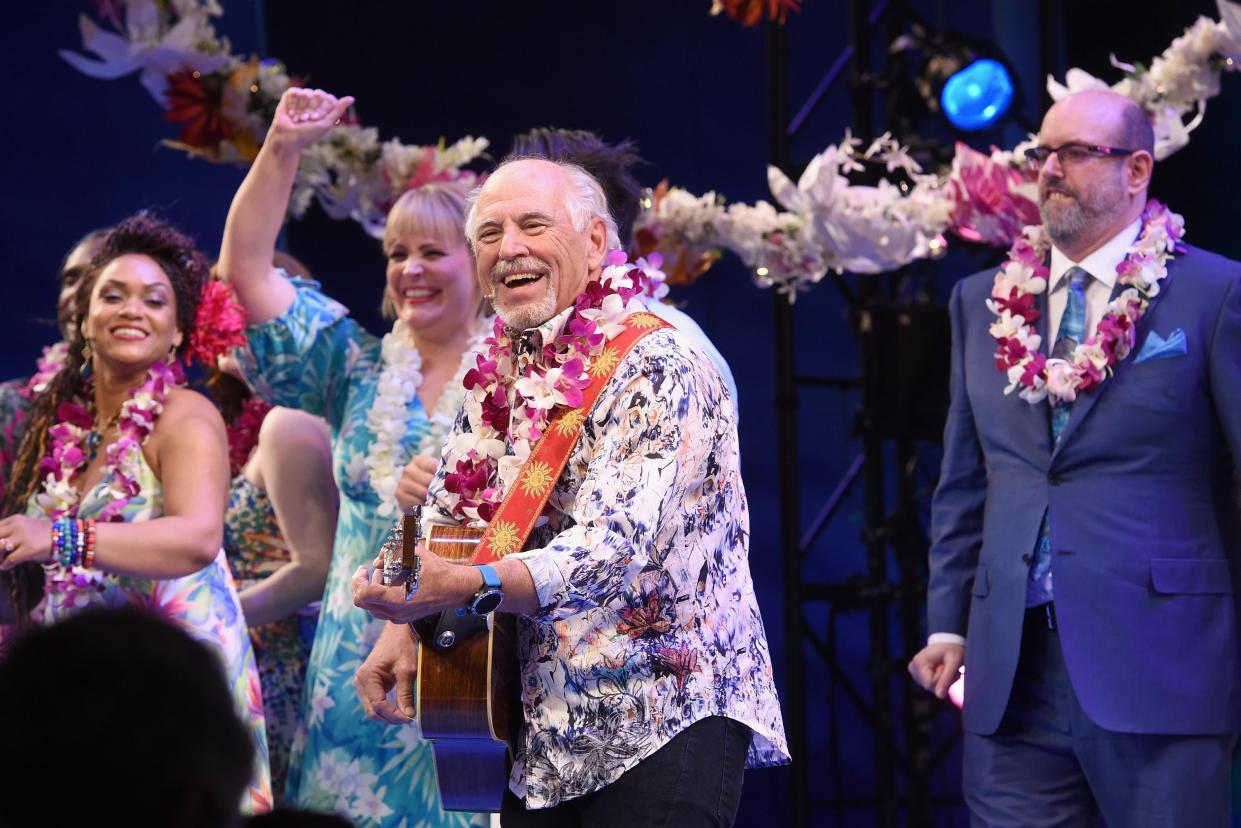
[940,58,1014,132]
[893,23,1021,135]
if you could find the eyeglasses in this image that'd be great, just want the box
[1022,143,1140,167]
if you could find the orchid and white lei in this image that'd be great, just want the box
[439,253,659,526]
[22,342,71,398]
[365,319,490,517]
[34,361,179,609]
[988,199,1185,405]
[37,361,178,522]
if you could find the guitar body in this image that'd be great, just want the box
[412,523,519,812]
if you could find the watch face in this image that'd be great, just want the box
[473,590,503,615]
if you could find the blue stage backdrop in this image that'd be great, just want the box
[3,2,1239,825]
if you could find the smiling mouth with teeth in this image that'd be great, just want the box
[502,273,545,288]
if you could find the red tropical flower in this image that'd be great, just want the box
[164,68,233,150]
[188,281,248,367]
[711,0,802,27]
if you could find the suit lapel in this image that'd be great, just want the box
[1051,266,1173,460]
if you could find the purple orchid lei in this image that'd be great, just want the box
[37,360,179,523]
[441,252,660,525]
[988,199,1185,405]
[32,360,179,613]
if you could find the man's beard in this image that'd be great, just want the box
[495,289,558,331]
[1039,174,1125,248]
[489,255,557,331]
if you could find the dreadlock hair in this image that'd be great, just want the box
[508,127,646,247]
[0,213,211,625]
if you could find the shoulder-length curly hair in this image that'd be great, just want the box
[1,213,211,625]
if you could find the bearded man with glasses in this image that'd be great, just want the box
[909,88,1241,826]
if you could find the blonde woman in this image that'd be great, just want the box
[218,87,488,827]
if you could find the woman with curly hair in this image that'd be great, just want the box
[0,213,272,812]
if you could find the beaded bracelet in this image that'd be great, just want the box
[83,519,97,568]
[51,519,65,563]
[50,517,92,568]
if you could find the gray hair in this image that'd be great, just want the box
[464,158,621,253]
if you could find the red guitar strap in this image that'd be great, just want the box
[471,311,671,565]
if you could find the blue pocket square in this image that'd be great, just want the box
[1134,328,1188,363]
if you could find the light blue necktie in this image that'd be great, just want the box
[1027,266,1090,606]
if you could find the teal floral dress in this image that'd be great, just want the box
[225,475,318,805]
[31,450,273,812]
[237,277,484,827]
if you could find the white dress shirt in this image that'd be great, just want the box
[927,218,1144,649]
[1046,217,1142,344]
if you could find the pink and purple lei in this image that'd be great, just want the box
[988,199,1185,405]
[442,252,659,524]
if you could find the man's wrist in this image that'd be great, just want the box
[445,560,485,612]
[927,632,966,647]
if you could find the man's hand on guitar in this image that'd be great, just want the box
[352,545,477,624]
[354,621,418,725]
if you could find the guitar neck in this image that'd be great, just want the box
[425,523,486,565]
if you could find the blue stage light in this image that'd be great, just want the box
[940,58,1014,131]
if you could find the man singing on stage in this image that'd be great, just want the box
[910,88,1241,826]
[351,157,789,827]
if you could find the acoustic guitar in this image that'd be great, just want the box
[381,510,519,813]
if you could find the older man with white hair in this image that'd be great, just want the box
[353,158,788,827]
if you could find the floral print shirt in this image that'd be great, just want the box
[423,302,789,808]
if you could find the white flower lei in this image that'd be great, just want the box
[364,319,489,517]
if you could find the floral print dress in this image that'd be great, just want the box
[31,449,273,812]
[237,277,484,828]
[225,475,318,805]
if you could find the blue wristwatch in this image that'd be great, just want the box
[462,563,504,616]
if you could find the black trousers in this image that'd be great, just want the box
[500,716,752,827]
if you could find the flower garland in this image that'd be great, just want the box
[441,253,657,525]
[36,360,178,522]
[22,342,71,398]
[988,199,1185,405]
[365,319,490,517]
[60,1,1241,297]
[60,0,488,238]
[226,395,274,478]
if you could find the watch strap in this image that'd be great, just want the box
[477,563,501,590]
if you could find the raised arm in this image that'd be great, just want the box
[237,407,338,627]
[218,88,354,324]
